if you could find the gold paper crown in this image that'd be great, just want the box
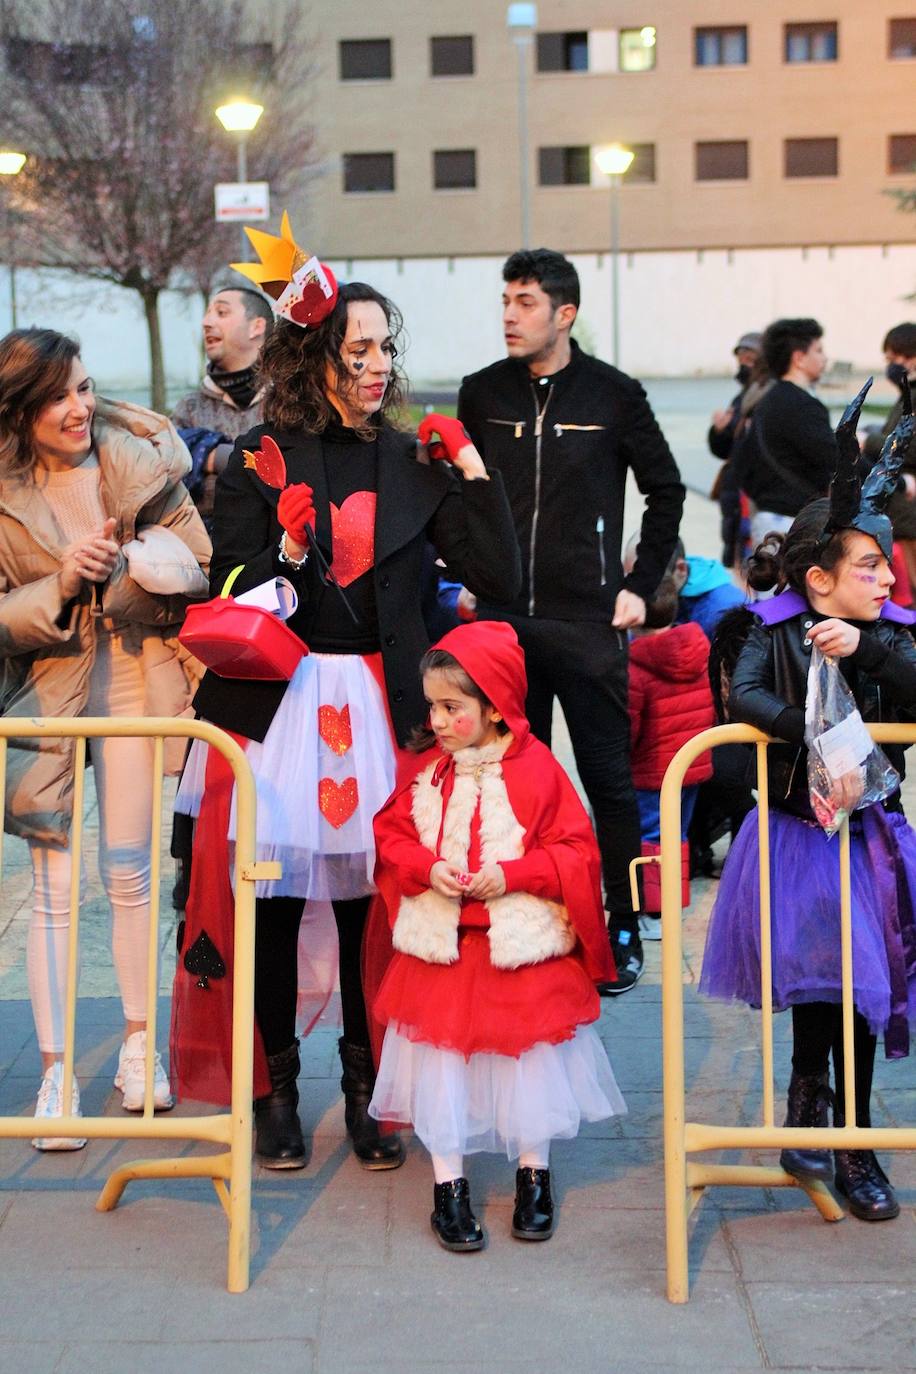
[231,211,339,328]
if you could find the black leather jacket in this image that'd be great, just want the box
[729,609,916,817]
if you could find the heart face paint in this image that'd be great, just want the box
[422,667,502,753]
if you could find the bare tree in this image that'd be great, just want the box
[0,0,316,410]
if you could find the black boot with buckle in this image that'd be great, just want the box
[431,1177,484,1252]
[779,1070,834,1182]
[254,1041,307,1170]
[338,1038,404,1170]
[834,1149,900,1221]
[512,1167,554,1241]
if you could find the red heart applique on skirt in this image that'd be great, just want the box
[330,491,376,587]
[318,703,353,756]
[319,776,359,828]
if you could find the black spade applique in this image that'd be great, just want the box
[183,930,226,989]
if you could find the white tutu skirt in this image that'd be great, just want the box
[368,1024,626,1160]
[175,652,396,900]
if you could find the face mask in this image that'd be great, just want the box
[734,363,752,385]
[886,361,909,390]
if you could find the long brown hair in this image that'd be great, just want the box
[0,329,83,479]
[258,281,407,438]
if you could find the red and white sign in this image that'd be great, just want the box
[214,182,270,222]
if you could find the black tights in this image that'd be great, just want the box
[791,1002,877,1127]
[254,894,371,1056]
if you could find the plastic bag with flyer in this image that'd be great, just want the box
[804,643,899,836]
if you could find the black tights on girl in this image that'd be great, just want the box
[254,894,372,1056]
[791,1002,877,1126]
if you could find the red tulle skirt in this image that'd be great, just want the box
[373,928,600,1060]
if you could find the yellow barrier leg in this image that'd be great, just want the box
[97,1152,233,1212]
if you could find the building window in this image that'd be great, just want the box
[784,137,838,178]
[785,22,838,63]
[343,152,395,193]
[889,18,916,58]
[627,143,657,183]
[537,31,588,72]
[619,26,657,71]
[695,26,748,66]
[889,133,916,174]
[433,149,477,189]
[695,140,749,181]
[339,39,392,80]
[430,35,474,76]
[5,38,112,83]
[538,145,591,186]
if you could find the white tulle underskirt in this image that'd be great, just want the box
[369,1023,626,1160]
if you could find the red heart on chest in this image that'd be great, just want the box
[318,776,359,829]
[330,491,376,588]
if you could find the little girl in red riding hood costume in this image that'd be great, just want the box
[367,620,626,1251]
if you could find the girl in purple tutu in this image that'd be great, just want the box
[700,386,916,1223]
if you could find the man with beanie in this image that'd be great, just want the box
[707,330,762,566]
[458,248,685,994]
[172,285,273,525]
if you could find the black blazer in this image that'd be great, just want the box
[193,422,521,745]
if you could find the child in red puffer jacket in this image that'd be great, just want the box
[628,575,716,936]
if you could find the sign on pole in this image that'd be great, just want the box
[214,182,270,222]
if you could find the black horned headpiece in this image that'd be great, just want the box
[819,376,915,559]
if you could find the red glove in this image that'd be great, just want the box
[277,483,316,545]
[417,413,473,463]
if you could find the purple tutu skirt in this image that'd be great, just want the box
[699,804,916,1057]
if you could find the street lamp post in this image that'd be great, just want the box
[0,151,27,330]
[507,3,537,248]
[215,99,265,260]
[593,143,634,368]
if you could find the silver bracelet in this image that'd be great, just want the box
[278,530,308,570]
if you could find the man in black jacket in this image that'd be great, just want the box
[458,248,685,993]
[734,318,837,547]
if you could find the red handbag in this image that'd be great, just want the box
[178,566,308,681]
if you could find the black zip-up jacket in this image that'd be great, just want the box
[457,343,685,620]
[734,380,837,518]
[729,603,916,818]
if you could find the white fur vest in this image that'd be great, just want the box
[391,738,575,969]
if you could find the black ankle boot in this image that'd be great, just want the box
[431,1177,484,1252]
[834,1150,900,1221]
[338,1038,404,1170]
[512,1167,554,1241]
[254,1042,306,1169]
[779,1071,834,1182]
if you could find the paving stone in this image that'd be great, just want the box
[748,1281,916,1370]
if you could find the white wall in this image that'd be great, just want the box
[3,243,915,397]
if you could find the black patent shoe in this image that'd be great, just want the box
[512,1167,554,1241]
[254,1043,306,1170]
[779,1071,834,1182]
[431,1177,484,1252]
[834,1150,900,1222]
[338,1038,404,1170]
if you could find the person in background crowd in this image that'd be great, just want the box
[733,318,837,549]
[864,323,916,596]
[458,248,685,996]
[0,328,210,1149]
[708,331,762,567]
[171,285,273,526]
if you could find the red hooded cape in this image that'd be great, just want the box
[364,621,614,1058]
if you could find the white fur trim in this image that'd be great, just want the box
[391,745,574,969]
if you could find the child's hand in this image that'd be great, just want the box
[463,864,507,900]
[429,861,466,897]
[807,618,860,657]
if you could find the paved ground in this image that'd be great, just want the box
[1,477,913,1372]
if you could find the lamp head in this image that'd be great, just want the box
[593,143,635,178]
[215,100,264,134]
[0,151,27,176]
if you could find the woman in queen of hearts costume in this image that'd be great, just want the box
[368,620,626,1249]
[171,216,521,1169]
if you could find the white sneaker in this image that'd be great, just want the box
[637,914,663,942]
[31,1063,87,1151]
[114,1031,174,1112]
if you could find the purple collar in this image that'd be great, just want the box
[747,589,916,627]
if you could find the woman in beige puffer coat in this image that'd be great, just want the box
[0,327,210,1148]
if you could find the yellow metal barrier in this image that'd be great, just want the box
[652,722,916,1304]
[0,717,277,1293]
